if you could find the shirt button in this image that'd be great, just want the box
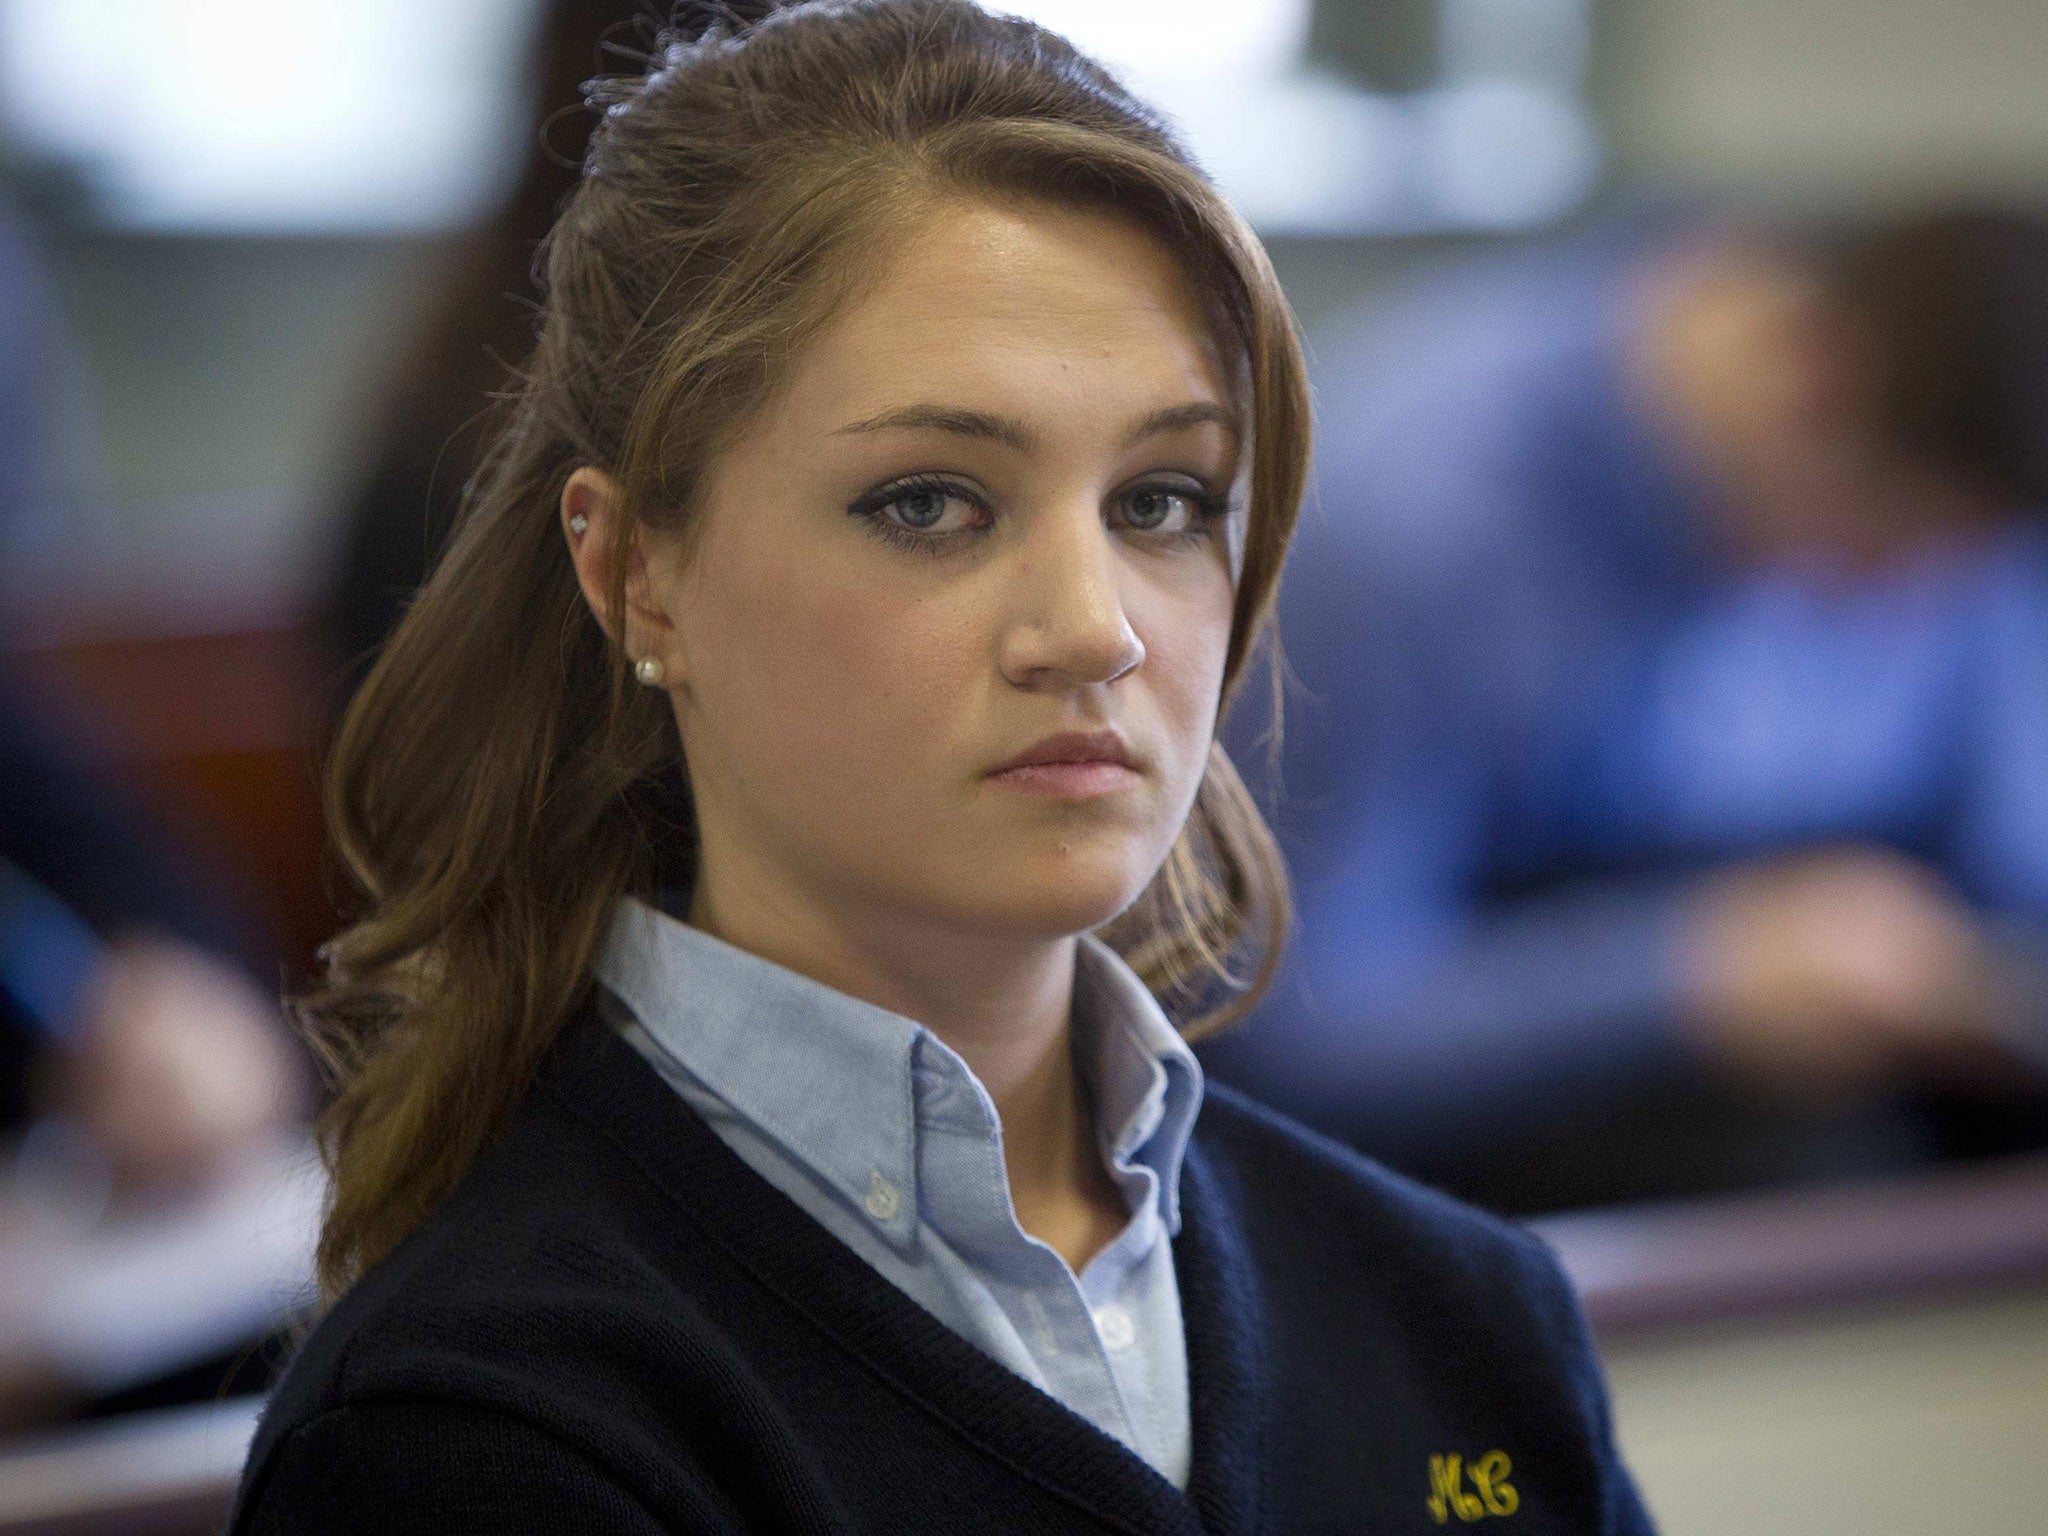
[1094,1304,1137,1353]
[865,1170,901,1222]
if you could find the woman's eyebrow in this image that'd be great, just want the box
[832,401,1236,451]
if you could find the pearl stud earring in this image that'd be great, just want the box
[568,513,589,535]
[634,656,666,687]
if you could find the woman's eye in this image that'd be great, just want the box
[1123,487,1188,530]
[850,474,1223,554]
[1118,482,1220,536]
[891,486,961,530]
[851,477,986,539]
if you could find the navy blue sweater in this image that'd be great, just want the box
[230,1005,1656,1534]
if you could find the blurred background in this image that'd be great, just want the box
[0,1,2044,1532]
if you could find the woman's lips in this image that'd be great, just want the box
[987,760,1141,797]
[986,728,1142,798]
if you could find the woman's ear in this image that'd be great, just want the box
[562,466,682,683]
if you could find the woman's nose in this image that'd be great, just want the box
[995,507,1145,691]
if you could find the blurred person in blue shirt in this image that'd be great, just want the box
[0,197,306,1245]
[0,200,310,1426]
[1202,206,2048,1213]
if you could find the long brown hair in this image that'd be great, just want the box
[301,0,1311,1307]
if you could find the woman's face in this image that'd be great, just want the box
[608,196,1241,948]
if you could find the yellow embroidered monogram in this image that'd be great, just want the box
[1427,1451,1519,1523]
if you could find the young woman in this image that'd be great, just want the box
[230,3,1655,1531]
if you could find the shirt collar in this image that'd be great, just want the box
[595,894,925,1248]
[1072,932,1204,1236]
[593,895,1204,1246]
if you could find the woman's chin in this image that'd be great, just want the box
[969,851,1159,939]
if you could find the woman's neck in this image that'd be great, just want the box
[687,879,1128,1271]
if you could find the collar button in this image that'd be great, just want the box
[1094,1304,1137,1353]
[865,1170,901,1222]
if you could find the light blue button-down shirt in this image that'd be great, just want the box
[591,893,1204,1487]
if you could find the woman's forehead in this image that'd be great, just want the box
[767,196,1239,442]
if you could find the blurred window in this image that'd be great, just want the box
[0,0,1596,235]
[0,0,540,231]
[986,0,1599,232]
